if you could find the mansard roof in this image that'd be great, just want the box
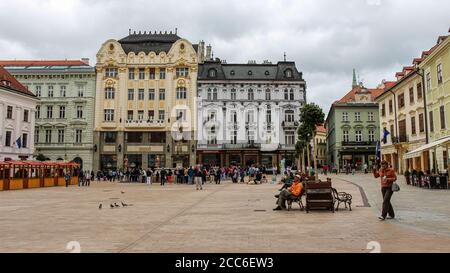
[118,32,198,54]
[198,60,304,82]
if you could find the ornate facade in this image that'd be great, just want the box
[1,60,95,169]
[93,31,199,171]
[196,58,306,168]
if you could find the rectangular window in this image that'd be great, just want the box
[368,130,375,142]
[48,86,54,97]
[265,89,271,100]
[343,131,349,142]
[248,89,254,100]
[104,109,114,121]
[35,86,41,97]
[105,67,118,78]
[148,132,166,143]
[23,109,29,122]
[440,106,446,129]
[45,129,52,144]
[148,89,155,100]
[159,68,165,79]
[355,112,361,122]
[7,106,13,119]
[5,131,12,147]
[77,85,84,97]
[231,130,237,144]
[76,106,83,119]
[104,132,117,143]
[285,110,294,122]
[159,110,165,122]
[176,87,187,99]
[411,116,416,135]
[138,89,144,100]
[285,131,295,145]
[128,89,134,100]
[159,89,165,100]
[426,72,431,91]
[290,89,294,100]
[437,64,443,85]
[247,130,255,144]
[429,111,434,132]
[176,109,187,121]
[59,106,65,119]
[231,89,236,100]
[409,87,414,104]
[266,110,272,124]
[398,93,405,108]
[60,85,66,97]
[105,87,115,99]
[149,68,155,79]
[148,110,154,121]
[389,100,393,113]
[355,130,363,142]
[58,129,65,144]
[128,68,135,80]
[419,113,424,133]
[284,89,289,100]
[342,112,349,122]
[36,106,40,119]
[126,132,143,143]
[368,112,374,121]
[381,103,386,116]
[127,110,134,121]
[231,111,237,123]
[35,129,39,144]
[47,106,53,119]
[75,129,82,144]
[176,67,189,77]
[139,68,145,79]
[138,110,144,120]
[390,125,395,140]
[417,83,422,100]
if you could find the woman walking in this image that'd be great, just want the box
[372,160,397,221]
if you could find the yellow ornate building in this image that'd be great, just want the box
[93,31,201,171]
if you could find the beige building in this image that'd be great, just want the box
[315,125,327,166]
[93,31,200,171]
[375,64,428,174]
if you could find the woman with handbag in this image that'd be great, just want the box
[373,160,398,220]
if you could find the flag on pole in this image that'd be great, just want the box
[375,141,380,161]
[16,136,22,149]
[382,128,390,144]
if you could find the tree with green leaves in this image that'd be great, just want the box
[35,153,47,162]
[296,103,325,180]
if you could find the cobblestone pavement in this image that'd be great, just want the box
[0,176,449,253]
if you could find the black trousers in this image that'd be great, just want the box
[381,187,395,218]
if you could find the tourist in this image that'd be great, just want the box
[273,174,303,210]
[195,166,203,190]
[372,160,397,220]
[240,167,246,183]
[64,171,71,187]
[188,167,195,185]
[78,169,84,187]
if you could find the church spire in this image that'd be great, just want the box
[352,68,358,88]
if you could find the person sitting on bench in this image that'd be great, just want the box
[274,175,303,210]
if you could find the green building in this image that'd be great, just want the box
[1,59,96,170]
[325,80,383,171]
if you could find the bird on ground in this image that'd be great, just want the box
[121,202,128,207]
[99,204,102,210]
[110,204,114,208]
[114,203,120,208]
[121,191,125,194]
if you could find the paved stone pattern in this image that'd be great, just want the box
[0,175,449,253]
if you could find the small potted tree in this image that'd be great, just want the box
[404,170,411,185]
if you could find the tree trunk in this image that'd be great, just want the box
[313,133,319,181]
[306,144,311,177]
[302,148,305,173]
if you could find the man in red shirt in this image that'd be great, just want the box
[373,160,397,220]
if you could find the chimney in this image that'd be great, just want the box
[198,40,205,63]
[81,58,90,65]
[206,44,212,61]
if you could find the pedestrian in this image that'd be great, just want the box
[372,160,397,221]
[64,171,71,187]
[85,171,91,186]
[195,166,203,190]
[78,169,84,187]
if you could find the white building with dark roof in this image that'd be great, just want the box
[0,66,38,161]
[196,58,306,168]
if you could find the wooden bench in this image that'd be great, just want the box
[305,181,334,213]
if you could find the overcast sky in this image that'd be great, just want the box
[0,0,449,113]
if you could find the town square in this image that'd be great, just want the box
[0,0,449,255]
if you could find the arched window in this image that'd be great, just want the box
[284,69,293,78]
[208,69,217,78]
[176,87,187,100]
[207,88,212,100]
[180,43,185,50]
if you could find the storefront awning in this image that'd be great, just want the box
[404,136,450,159]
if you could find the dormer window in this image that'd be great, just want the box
[284,69,293,78]
[265,71,270,75]
[180,43,185,50]
[230,70,235,76]
[248,70,253,75]
[208,68,217,78]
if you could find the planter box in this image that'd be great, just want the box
[28,178,41,189]
[57,177,66,186]
[0,181,3,191]
[44,178,54,187]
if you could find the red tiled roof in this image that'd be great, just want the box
[384,81,397,89]
[316,124,326,133]
[0,60,88,67]
[336,85,383,104]
[0,66,35,97]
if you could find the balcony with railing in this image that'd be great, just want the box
[124,119,165,128]
[282,120,299,128]
[391,135,409,144]
[223,142,261,149]
[341,141,377,147]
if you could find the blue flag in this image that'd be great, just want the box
[382,128,390,144]
[375,141,380,161]
[16,136,22,149]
